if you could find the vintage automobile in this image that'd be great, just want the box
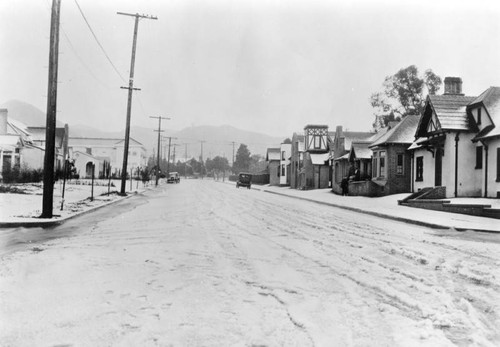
[236,172,252,189]
[167,172,180,184]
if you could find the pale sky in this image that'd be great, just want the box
[1,0,500,137]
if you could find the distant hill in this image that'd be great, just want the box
[0,99,65,127]
[1,100,285,160]
[172,125,284,161]
[69,124,284,160]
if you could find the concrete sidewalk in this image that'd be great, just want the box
[0,180,155,228]
[249,184,500,233]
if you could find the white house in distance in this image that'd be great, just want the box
[280,141,291,186]
[68,137,147,178]
[0,108,46,179]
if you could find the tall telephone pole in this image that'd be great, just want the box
[41,0,61,218]
[184,143,188,179]
[172,144,177,165]
[162,136,177,177]
[231,141,236,170]
[118,11,157,195]
[150,116,169,186]
[200,140,206,179]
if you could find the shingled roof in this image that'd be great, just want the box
[429,94,477,130]
[415,94,477,138]
[470,86,500,140]
[349,142,372,160]
[370,115,420,147]
[342,131,375,149]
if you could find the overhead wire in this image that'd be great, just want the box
[60,28,112,89]
[73,0,127,84]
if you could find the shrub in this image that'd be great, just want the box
[1,165,44,183]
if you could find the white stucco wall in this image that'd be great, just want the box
[280,143,291,185]
[73,152,99,178]
[412,132,481,198]
[413,148,434,192]
[486,140,500,198]
[450,133,481,197]
[470,106,493,133]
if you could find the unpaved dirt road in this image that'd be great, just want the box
[1,180,499,346]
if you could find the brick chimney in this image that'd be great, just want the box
[335,125,343,138]
[444,77,463,95]
[0,108,7,135]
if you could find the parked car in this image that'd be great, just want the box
[167,172,180,183]
[236,172,252,189]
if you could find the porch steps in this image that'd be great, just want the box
[401,198,500,220]
[483,208,500,219]
[398,187,435,205]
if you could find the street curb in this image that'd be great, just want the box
[0,187,153,229]
[255,188,500,233]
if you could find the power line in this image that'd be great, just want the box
[60,27,111,89]
[73,0,127,83]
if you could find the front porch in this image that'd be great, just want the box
[399,187,500,219]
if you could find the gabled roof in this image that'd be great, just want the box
[2,119,33,146]
[342,131,375,149]
[266,148,281,161]
[8,119,30,136]
[29,127,66,148]
[427,94,476,131]
[0,134,22,150]
[370,115,420,147]
[69,137,144,148]
[470,86,500,140]
[73,150,100,161]
[349,142,372,160]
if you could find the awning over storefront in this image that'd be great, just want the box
[310,152,330,165]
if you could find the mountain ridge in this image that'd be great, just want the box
[1,99,285,159]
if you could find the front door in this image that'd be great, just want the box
[435,147,443,186]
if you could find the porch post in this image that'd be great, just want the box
[454,133,459,197]
[410,150,414,193]
[484,144,489,198]
[318,165,320,189]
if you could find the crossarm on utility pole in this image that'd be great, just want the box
[117,11,157,196]
[150,116,170,186]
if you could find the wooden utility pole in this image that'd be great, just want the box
[231,141,236,171]
[41,0,62,218]
[185,143,188,179]
[150,116,169,186]
[200,140,206,179]
[118,12,157,196]
[172,144,177,165]
[162,136,177,177]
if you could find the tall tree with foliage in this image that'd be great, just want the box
[206,156,230,179]
[233,144,251,174]
[212,156,230,173]
[370,65,442,128]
